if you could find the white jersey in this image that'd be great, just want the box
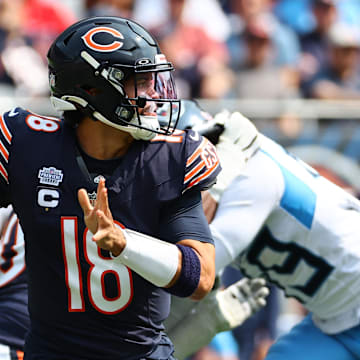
[211,134,360,334]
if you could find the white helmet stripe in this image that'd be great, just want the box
[80,51,124,95]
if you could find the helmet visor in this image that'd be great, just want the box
[110,58,180,134]
[154,70,177,100]
[133,70,177,101]
[130,70,180,133]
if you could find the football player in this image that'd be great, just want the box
[168,101,360,360]
[0,16,220,360]
[0,100,268,360]
[0,204,269,360]
[0,207,27,360]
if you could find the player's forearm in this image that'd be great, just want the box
[110,229,215,299]
[110,228,180,287]
[175,239,215,300]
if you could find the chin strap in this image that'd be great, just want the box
[93,111,160,140]
[50,94,160,140]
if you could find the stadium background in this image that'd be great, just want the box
[1,0,360,359]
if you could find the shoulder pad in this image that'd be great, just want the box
[183,129,221,192]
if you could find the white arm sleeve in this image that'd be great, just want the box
[111,228,179,287]
[210,151,284,273]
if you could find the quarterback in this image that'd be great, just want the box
[0,17,219,360]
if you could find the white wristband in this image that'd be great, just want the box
[111,228,179,287]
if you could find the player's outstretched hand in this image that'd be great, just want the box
[209,111,261,202]
[215,277,269,330]
[78,178,126,256]
[214,110,259,149]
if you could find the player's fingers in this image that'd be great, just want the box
[249,286,269,312]
[99,188,108,214]
[234,277,249,289]
[78,188,93,215]
[226,279,249,303]
[256,297,267,308]
[258,285,270,296]
[92,228,110,243]
[250,279,269,299]
[252,296,267,312]
[236,278,252,298]
[96,209,113,229]
[248,278,269,297]
[247,294,267,313]
[255,286,270,299]
[95,178,105,208]
[92,211,111,241]
[249,278,267,292]
[96,180,113,220]
[102,183,113,220]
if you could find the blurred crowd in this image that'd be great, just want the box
[2,0,360,151]
[2,0,360,102]
[1,1,360,360]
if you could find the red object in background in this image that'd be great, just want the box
[22,0,77,35]
[312,165,354,193]
[20,0,78,59]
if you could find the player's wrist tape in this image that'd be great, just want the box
[165,244,201,297]
[111,228,179,287]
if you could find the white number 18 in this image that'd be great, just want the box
[61,217,133,314]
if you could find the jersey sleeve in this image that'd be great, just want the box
[159,190,214,244]
[183,129,221,193]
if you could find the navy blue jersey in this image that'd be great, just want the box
[0,208,29,350]
[0,108,220,360]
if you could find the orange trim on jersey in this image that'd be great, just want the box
[16,350,24,360]
[187,160,220,189]
[0,116,12,144]
[0,140,9,162]
[0,162,8,183]
[184,161,205,183]
[186,138,207,166]
[172,129,185,136]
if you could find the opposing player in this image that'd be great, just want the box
[0,207,28,360]
[0,17,220,360]
[168,101,360,360]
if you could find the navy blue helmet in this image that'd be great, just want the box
[47,16,180,139]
